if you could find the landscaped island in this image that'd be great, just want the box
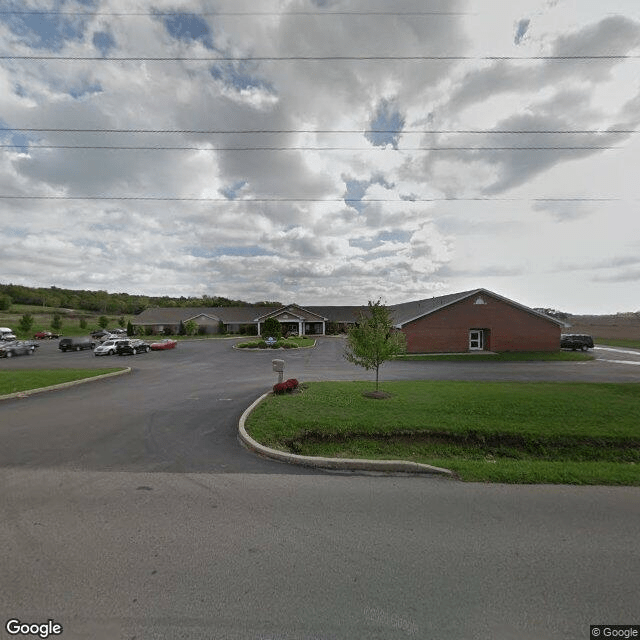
[245,380,640,485]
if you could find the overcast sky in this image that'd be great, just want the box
[1,0,639,314]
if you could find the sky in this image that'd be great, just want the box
[1,0,639,314]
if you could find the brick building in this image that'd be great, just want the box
[134,288,563,353]
[392,289,563,353]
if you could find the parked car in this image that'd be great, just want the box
[58,337,96,352]
[34,331,60,339]
[94,338,128,356]
[90,329,111,339]
[116,339,150,355]
[0,327,17,341]
[0,340,37,358]
[560,334,594,351]
[150,338,177,351]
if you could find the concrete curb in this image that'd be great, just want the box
[0,367,132,401]
[238,392,454,476]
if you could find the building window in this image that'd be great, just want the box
[474,296,486,305]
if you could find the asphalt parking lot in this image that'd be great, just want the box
[0,337,638,474]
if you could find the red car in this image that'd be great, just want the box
[34,331,60,339]
[150,338,177,351]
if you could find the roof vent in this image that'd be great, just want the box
[474,296,487,305]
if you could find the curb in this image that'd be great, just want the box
[0,367,132,401]
[238,392,454,476]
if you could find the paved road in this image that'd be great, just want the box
[1,338,638,639]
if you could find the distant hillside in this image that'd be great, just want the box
[0,283,280,315]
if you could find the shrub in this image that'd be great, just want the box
[273,378,300,394]
[262,317,282,339]
[51,313,63,332]
[18,313,34,334]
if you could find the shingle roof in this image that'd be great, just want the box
[304,306,366,323]
[391,289,564,327]
[390,290,479,326]
[134,289,564,328]
[254,304,329,322]
[135,306,279,325]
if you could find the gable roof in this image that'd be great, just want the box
[392,288,565,327]
[254,304,329,322]
[135,306,279,325]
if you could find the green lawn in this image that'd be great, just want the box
[245,380,640,485]
[0,369,125,395]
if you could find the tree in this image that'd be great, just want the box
[51,313,62,332]
[262,317,282,339]
[79,317,87,330]
[18,313,34,335]
[0,294,11,311]
[127,320,134,336]
[343,300,406,394]
[118,316,126,328]
[98,315,109,329]
[184,319,198,336]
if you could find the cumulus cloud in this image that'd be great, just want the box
[0,1,637,311]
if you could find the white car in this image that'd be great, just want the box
[0,327,17,341]
[94,339,127,356]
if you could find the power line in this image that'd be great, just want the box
[0,144,622,151]
[2,54,639,61]
[0,10,474,16]
[0,195,626,203]
[2,128,636,135]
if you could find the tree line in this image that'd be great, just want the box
[0,283,280,315]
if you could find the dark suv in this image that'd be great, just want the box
[58,337,96,352]
[560,334,594,351]
[116,339,150,355]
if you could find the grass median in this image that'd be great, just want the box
[245,380,640,485]
[0,368,126,396]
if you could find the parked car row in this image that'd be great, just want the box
[91,328,127,340]
[0,335,178,359]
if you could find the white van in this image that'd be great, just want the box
[0,327,17,341]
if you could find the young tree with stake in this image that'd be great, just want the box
[344,300,406,395]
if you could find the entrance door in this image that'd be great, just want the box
[469,329,484,350]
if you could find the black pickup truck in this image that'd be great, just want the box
[560,334,594,351]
